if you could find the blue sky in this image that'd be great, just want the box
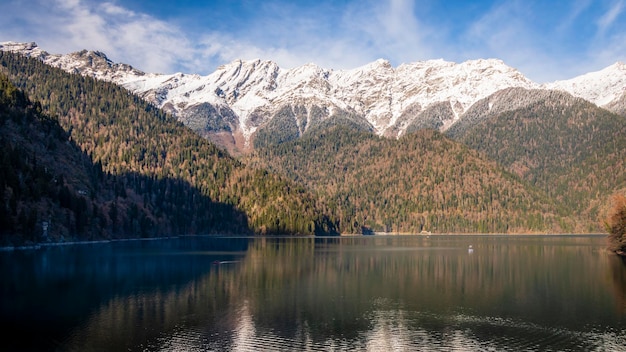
[1,0,625,82]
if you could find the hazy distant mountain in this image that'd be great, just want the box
[3,42,624,154]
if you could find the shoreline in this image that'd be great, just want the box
[0,236,180,252]
[341,232,607,236]
[0,232,609,251]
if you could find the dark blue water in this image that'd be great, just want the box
[1,235,625,351]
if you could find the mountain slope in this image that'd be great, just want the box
[0,74,259,244]
[446,88,580,138]
[251,126,567,234]
[603,92,626,116]
[451,88,626,230]
[0,50,337,238]
[544,62,626,108]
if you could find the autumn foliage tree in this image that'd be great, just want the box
[605,194,626,255]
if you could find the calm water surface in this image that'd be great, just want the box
[1,235,625,351]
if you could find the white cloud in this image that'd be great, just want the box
[99,2,135,16]
[597,34,626,64]
[461,1,557,80]
[0,0,195,73]
[194,32,361,72]
[191,0,436,72]
[1,0,624,81]
[567,0,626,78]
[195,0,444,71]
[597,0,624,34]
[557,0,626,77]
[339,0,436,65]
[557,0,592,33]
[456,0,625,82]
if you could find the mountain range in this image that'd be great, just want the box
[2,41,625,154]
[1,41,625,238]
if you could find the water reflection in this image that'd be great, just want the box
[608,255,626,314]
[2,235,625,351]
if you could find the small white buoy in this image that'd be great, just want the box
[468,245,474,253]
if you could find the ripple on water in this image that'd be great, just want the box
[134,311,624,351]
[443,313,625,352]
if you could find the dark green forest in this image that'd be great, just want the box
[0,51,336,245]
[0,75,251,242]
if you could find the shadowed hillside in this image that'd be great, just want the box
[0,74,256,245]
[0,51,337,242]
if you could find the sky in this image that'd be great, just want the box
[1,0,625,83]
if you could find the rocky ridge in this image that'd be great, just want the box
[2,41,624,152]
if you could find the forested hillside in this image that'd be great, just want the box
[251,126,569,234]
[0,51,337,244]
[452,93,626,231]
[0,74,265,245]
[2,48,620,239]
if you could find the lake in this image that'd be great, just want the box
[1,235,625,351]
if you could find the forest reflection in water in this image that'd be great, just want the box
[2,235,625,351]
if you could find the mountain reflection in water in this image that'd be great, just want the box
[1,235,625,351]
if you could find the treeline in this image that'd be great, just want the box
[251,126,567,234]
[0,51,336,244]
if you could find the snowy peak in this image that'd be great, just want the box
[209,58,281,106]
[327,57,537,133]
[2,41,626,153]
[280,63,330,90]
[544,62,626,107]
[351,58,394,74]
[0,41,144,82]
[0,41,49,62]
[51,49,143,81]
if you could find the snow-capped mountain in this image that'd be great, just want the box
[544,62,626,107]
[2,41,624,153]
